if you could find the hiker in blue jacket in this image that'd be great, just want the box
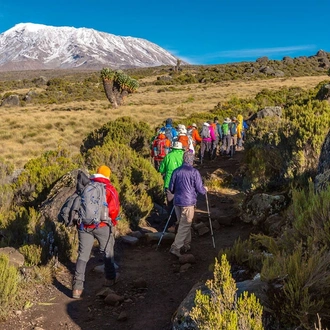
[169,151,207,257]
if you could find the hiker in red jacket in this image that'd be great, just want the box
[72,165,120,299]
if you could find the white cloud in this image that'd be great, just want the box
[213,45,316,58]
[185,45,317,65]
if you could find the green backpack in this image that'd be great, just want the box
[222,123,229,135]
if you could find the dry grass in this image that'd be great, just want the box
[0,75,327,169]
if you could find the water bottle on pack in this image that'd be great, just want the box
[153,146,158,157]
[101,202,109,221]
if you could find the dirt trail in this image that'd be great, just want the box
[2,151,253,330]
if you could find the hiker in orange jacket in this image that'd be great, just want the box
[151,132,171,170]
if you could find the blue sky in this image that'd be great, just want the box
[0,0,329,65]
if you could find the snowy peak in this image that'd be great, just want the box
[0,23,180,71]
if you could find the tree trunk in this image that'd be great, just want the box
[102,79,118,108]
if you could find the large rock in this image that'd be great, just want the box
[39,169,89,223]
[241,193,287,226]
[315,130,330,192]
[1,94,20,107]
[0,247,25,267]
[172,282,209,330]
[316,84,330,102]
[256,106,282,119]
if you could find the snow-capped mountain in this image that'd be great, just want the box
[0,23,180,71]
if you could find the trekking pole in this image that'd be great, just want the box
[205,192,216,249]
[156,205,175,250]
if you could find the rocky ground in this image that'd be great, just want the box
[1,150,255,330]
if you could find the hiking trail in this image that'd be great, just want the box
[2,151,253,330]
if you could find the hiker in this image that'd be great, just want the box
[151,131,171,170]
[72,165,120,299]
[160,118,178,145]
[200,122,216,163]
[236,114,244,150]
[229,117,238,156]
[211,117,223,160]
[221,117,232,155]
[177,125,195,154]
[187,123,202,148]
[169,151,207,257]
[159,141,185,232]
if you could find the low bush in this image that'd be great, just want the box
[190,254,264,329]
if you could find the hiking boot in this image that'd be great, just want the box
[103,273,120,287]
[72,289,83,299]
[182,244,191,253]
[170,247,182,258]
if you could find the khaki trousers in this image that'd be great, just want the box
[171,205,195,250]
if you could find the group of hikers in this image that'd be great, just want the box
[70,115,248,299]
[150,116,248,169]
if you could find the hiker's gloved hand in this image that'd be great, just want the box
[204,186,208,192]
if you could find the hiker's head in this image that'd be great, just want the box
[224,117,231,124]
[166,118,173,126]
[192,123,197,129]
[231,116,237,122]
[172,141,183,150]
[203,122,210,127]
[183,151,194,166]
[214,116,219,123]
[97,165,111,178]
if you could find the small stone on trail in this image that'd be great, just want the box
[117,311,128,321]
[180,263,192,272]
[145,232,175,242]
[96,287,115,297]
[198,226,210,236]
[104,293,125,306]
[192,222,206,231]
[132,278,148,289]
[122,235,139,245]
[179,254,196,264]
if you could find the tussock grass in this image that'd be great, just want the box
[0,75,327,169]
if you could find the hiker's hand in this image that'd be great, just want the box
[204,186,208,192]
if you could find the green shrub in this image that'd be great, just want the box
[19,244,42,266]
[190,255,264,329]
[81,116,153,157]
[0,254,19,318]
[13,147,82,207]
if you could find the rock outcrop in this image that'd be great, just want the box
[315,130,330,192]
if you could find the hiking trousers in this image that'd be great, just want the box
[200,140,212,161]
[171,205,195,250]
[73,224,115,291]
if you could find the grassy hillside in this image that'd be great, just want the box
[0,67,328,169]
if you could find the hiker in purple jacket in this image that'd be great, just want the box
[168,151,207,257]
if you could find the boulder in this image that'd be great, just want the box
[256,106,282,119]
[241,193,287,226]
[0,247,25,267]
[1,94,20,107]
[316,84,330,102]
[172,282,209,330]
[315,130,330,192]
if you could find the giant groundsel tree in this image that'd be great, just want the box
[101,68,139,108]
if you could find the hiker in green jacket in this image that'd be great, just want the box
[159,141,185,232]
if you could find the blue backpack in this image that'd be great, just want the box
[230,122,237,136]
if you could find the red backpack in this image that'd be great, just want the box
[153,138,168,159]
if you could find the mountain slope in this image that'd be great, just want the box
[0,23,180,71]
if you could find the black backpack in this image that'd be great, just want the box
[230,122,237,136]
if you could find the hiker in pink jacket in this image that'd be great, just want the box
[200,122,216,164]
